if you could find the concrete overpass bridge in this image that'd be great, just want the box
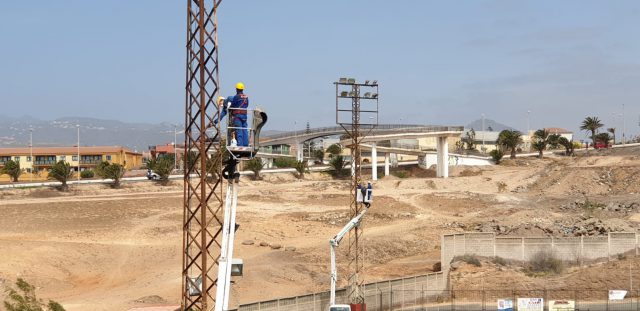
[260,124,464,178]
[260,124,463,147]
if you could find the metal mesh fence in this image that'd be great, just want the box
[238,289,640,311]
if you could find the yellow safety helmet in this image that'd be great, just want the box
[218,96,225,105]
[235,82,245,90]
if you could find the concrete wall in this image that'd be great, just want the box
[419,153,493,169]
[442,232,640,267]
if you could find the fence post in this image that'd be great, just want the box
[581,235,584,266]
[608,233,611,261]
[482,289,486,311]
[522,237,526,262]
[390,285,393,309]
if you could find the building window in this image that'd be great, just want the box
[14,156,20,162]
[60,155,66,161]
[72,155,78,161]
[106,155,112,161]
[27,156,32,162]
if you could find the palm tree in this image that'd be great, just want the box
[48,160,73,191]
[558,137,574,156]
[532,129,550,158]
[96,161,126,188]
[580,117,603,149]
[1,159,22,182]
[607,128,616,145]
[595,133,612,147]
[497,130,523,159]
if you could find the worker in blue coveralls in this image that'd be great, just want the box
[216,82,250,146]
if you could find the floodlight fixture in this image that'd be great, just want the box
[340,91,349,97]
[372,80,378,85]
[371,93,378,99]
[339,77,347,83]
[364,80,370,85]
[347,78,356,84]
[231,258,244,276]
[348,91,356,97]
[363,92,371,98]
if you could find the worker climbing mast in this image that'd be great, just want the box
[334,78,379,309]
[182,1,268,310]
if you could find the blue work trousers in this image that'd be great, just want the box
[232,117,249,147]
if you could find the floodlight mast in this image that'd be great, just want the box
[329,207,370,306]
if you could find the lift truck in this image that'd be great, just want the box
[329,183,372,311]
[187,105,267,311]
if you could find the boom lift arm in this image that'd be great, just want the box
[329,206,369,307]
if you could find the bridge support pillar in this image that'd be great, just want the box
[296,143,303,161]
[384,153,390,176]
[371,142,377,181]
[436,136,449,178]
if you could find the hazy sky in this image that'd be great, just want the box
[1,1,639,140]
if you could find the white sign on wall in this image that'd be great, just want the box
[497,299,514,311]
[517,298,544,311]
[609,290,627,300]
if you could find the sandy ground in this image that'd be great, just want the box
[0,147,639,310]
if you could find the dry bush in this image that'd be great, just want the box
[528,251,564,275]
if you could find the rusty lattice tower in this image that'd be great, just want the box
[182,0,224,310]
[335,78,379,304]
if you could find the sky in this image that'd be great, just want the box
[1,1,639,140]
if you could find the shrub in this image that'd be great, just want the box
[329,155,347,177]
[80,170,94,179]
[3,278,66,311]
[146,157,173,185]
[528,251,564,275]
[497,181,507,193]
[326,144,342,157]
[95,161,126,188]
[489,149,504,164]
[493,256,508,266]
[48,161,73,191]
[245,158,264,180]
[274,158,297,168]
[391,170,409,178]
[455,254,481,267]
[294,160,308,179]
[1,159,22,182]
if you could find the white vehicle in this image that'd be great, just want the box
[146,169,160,180]
[329,184,372,310]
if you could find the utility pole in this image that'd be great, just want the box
[481,113,485,153]
[77,124,80,181]
[527,110,531,150]
[174,124,178,170]
[622,104,626,145]
[29,127,33,182]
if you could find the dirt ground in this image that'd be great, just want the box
[0,147,639,310]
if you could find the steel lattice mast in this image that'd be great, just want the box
[182,0,224,310]
[335,78,379,305]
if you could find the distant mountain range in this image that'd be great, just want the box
[466,118,516,132]
[0,115,285,151]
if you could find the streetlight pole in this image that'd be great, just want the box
[29,127,33,182]
[76,124,80,181]
[527,110,531,150]
[174,124,178,170]
[622,104,626,145]
[481,113,485,153]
